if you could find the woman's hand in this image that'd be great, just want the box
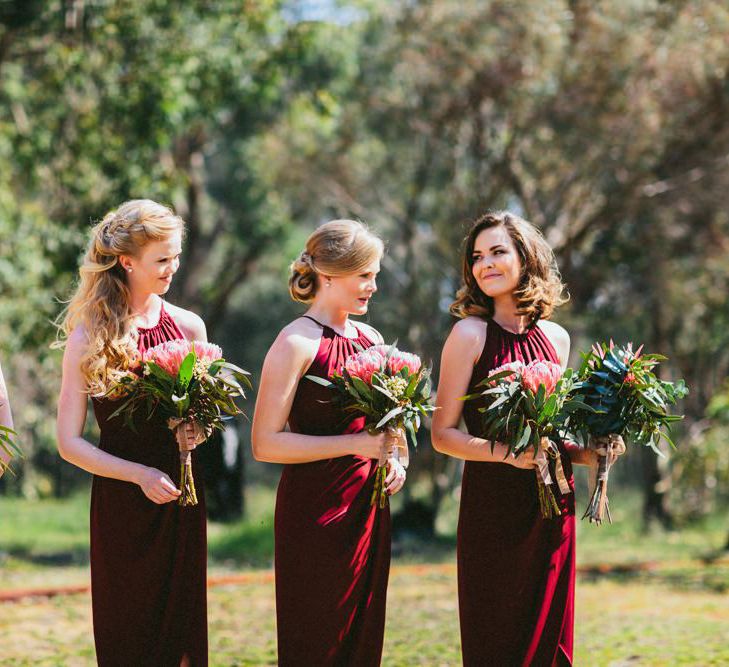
[352,430,396,460]
[590,433,626,466]
[169,419,208,451]
[136,466,181,504]
[384,457,407,496]
[503,445,537,470]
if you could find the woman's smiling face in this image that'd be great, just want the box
[471,225,522,299]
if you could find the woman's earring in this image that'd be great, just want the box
[326,280,331,287]
[127,268,132,273]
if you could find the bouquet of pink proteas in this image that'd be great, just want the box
[463,359,584,518]
[307,344,435,508]
[108,340,251,506]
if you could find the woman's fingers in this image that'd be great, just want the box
[385,460,406,494]
[160,475,180,496]
[386,474,405,495]
[385,466,397,485]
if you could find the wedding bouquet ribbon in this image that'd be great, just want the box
[536,438,571,498]
[583,433,626,524]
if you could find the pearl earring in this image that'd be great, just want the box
[127,268,132,273]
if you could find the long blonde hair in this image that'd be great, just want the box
[57,199,185,396]
[288,219,384,303]
[450,211,567,323]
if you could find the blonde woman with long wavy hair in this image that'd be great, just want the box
[432,211,623,666]
[56,199,209,667]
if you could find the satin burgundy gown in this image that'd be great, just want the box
[275,317,391,666]
[90,303,207,667]
[459,319,576,667]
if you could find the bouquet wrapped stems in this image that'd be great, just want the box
[178,449,198,507]
[169,418,206,506]
[535,437,571,519]
[369,425,407,509]
[582,434,625,524]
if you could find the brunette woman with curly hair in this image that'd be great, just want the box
[432,211,618,666]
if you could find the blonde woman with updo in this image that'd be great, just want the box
[56,200,209,667]
[252,220,406,666]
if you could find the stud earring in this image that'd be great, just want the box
[127,268,132,273]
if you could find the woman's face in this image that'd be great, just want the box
[471,225,522,299]
[121,230,183,296]
[324,258,380,316]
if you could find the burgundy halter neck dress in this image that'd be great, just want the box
[90,303,208,666]
[458,319,576,666]
[274,317,391,666]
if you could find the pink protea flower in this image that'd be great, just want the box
[143,340,222,377]
[192,341,223,364]
[387,350,422,376]
[343,349,385,385]
[366,345,391,360]
[521,360,562,396]
[487,360,525,384]
[359,345,421,376]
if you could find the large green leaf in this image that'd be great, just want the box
[178,352,196,388]
[376,406,404,429]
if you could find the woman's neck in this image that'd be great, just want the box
[129,291,161,327]
[491,295,529,334]
[306,304,351,335]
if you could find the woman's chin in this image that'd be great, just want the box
[478,283,512,299]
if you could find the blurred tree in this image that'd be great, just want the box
[0,1,352,513]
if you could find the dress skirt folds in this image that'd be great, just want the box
[90,303,208,667]
[275,320,391,666]
[458,320,576,667]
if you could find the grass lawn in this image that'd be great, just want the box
[1,565,728,666]
[1,485,728,664]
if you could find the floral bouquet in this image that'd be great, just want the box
[108,340,251,506]
[307,344,435,508]
[464,359,584,518]
[568,341,688,524]
[0,422,21,475]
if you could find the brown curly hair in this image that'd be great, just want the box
[450,211,567,323]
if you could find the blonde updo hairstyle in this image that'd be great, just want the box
[289,219,384,304]
[450,211,567,323]
[58,199,185,396]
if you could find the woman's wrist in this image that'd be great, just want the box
[130,463,149,486]
[482,439,507,462]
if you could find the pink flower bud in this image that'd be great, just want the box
[520,360,562,396]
